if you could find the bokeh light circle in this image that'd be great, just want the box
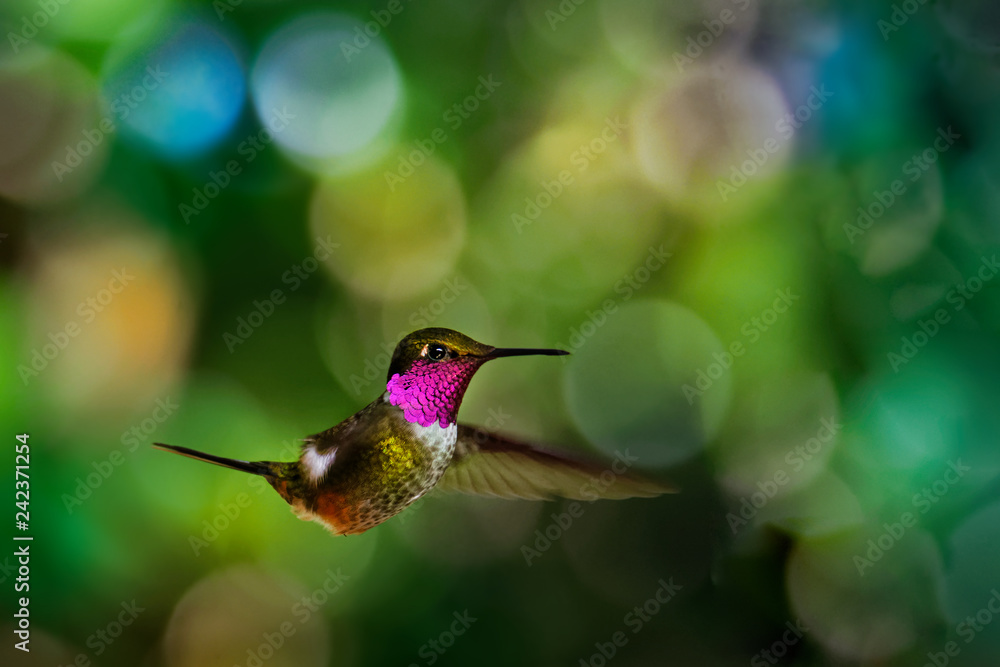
[564,299,731,468]
[164,566,333,667]
[23,211,195,419]
[0,47,107,204]
[251,12,402,160]
[787,529,945,661]
[310,154,466,301]
[468,107,665,308]
[102,18,246,159]
[631,60,789,211]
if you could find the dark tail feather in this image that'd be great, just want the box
[153,443,275,477]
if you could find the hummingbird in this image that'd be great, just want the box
[154,328,671,536]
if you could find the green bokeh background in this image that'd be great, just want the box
[2,0,1000,665]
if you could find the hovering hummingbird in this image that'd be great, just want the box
[155,328,671,535]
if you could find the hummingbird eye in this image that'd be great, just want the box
[425,344,450,361]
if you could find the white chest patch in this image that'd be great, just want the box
[411,421,457,486]
[410,420,458,458]
[410,423,458,488]
[301,443,337,484]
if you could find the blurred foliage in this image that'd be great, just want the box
[2,0,1000,665]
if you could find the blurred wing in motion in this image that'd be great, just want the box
[435,425,675,500]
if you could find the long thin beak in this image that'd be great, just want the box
[486,347,569,358]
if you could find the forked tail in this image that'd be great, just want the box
[153,443,276,477]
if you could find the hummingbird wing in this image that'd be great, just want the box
[435,424,674,500]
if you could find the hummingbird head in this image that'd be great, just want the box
[385,328,568,428]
